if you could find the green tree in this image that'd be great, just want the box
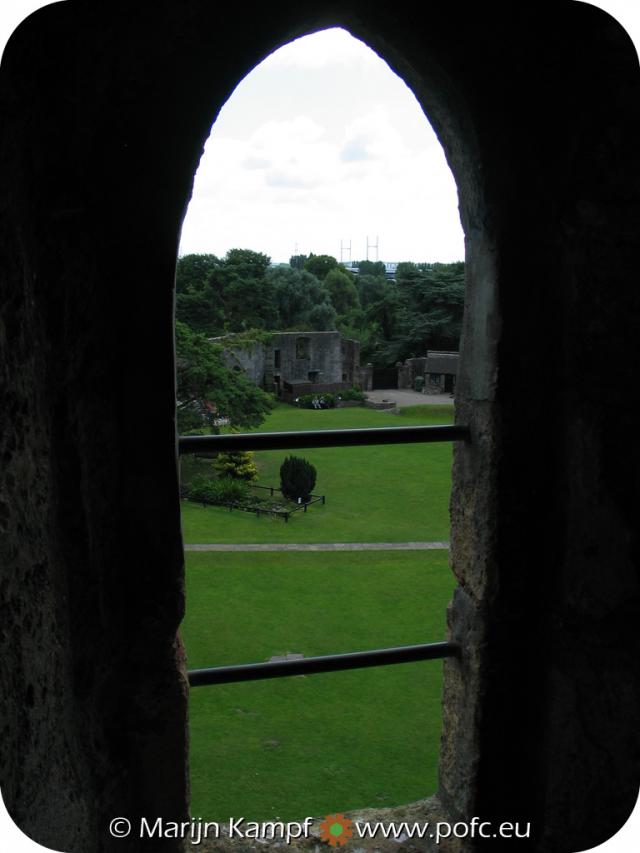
[289,254,308,270]
[176,253,220,294]
[267,266,336,330]
[213,450,259,482]
[220,248,277,331]
[175,253,225,336]
[356,259,387,278]
[303,253,340,280]
[357,273,389,309]
[323,267,360,315]
[175,320,273,433]
[385,262,465,361]
[280,456,317,502]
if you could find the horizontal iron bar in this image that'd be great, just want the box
[179,424,469,454]
[188,641,459,687]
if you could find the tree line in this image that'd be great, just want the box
[176,248,465,364]
[175,248,464,433]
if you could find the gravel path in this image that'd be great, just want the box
[365,388,454,406]
[185,541,449,551]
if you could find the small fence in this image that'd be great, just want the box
[204,483,325,523]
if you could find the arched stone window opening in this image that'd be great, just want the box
[3,6,638,852]
[176,24,483,833]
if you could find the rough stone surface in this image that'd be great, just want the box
[1,3,639,853]
[217,331,360,395]
[189,797,464,853]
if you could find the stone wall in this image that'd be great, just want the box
[1,3,639,852]
[218,341,266,384]
[271,331,344,384]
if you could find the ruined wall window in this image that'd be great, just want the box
[296,337,310,359]
[274,349,281,369]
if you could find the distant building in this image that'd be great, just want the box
[397,350,458,394]
[213,331,372,403]
[425,350,458,393]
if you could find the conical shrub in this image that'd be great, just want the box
[280,455,317,502]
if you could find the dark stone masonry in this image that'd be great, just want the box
[1,3,639,852]
[215,330,363,402]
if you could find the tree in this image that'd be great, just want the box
[357,273,389,309]
[384,262,465,361]
[303,253,340,280]
[175,320,273,433]
[176,253,220,294]
[175,253,225,336]
[267,266,336,330]
[356,259,387,278]
[280,455,317,502]
[323,267,360,315]
[213,450,258,482]
[220,248,277,331]
[289,254,308,270]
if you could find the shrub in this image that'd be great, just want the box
[338,387,366,402]
[295,393,336,409]
[188,475,249,506]
[213,450,258,482]
[280,456,317,502]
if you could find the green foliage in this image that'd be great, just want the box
[356,259,387,278]
[338,387,366,401]
[220,248,277,332]
[188,475,250,506]
[385,261,465,362]
[176,253,221,295]
[323,267,360,315]
[267,266,336,330]
[213,450,259,482]
[175,253,225,336]
[357,273,389,309]
[289,254,308,270]
[175,320,273,433]
[215,329,274,351]
[175,249,465,377]
[295,393,336,409]
[280,455,317,502]
[303,253,340,280]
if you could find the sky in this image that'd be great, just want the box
[178,27,465,265]
[1,3,639,267]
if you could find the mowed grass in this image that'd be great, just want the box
[184,549,456,821]
[180,403,454,544]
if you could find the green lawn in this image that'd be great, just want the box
[181,402,456,820]
[183,549,456,821]
[180,404,454,544]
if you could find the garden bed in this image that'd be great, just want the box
[188,483,325,523]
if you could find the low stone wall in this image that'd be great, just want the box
[191,795,463,853]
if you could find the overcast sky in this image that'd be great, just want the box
[0,2,638,269]
[178,28,465,265]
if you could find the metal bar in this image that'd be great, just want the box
[188,641,459,687]
[179,424,469,455]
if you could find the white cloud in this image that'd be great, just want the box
[180,28,464,263]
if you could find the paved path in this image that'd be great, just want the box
[185,541,449,551]
[365,388,454,407]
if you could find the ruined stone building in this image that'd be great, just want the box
[398,351,459,394]
[215,330,367,402]
[1,4,639,852]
